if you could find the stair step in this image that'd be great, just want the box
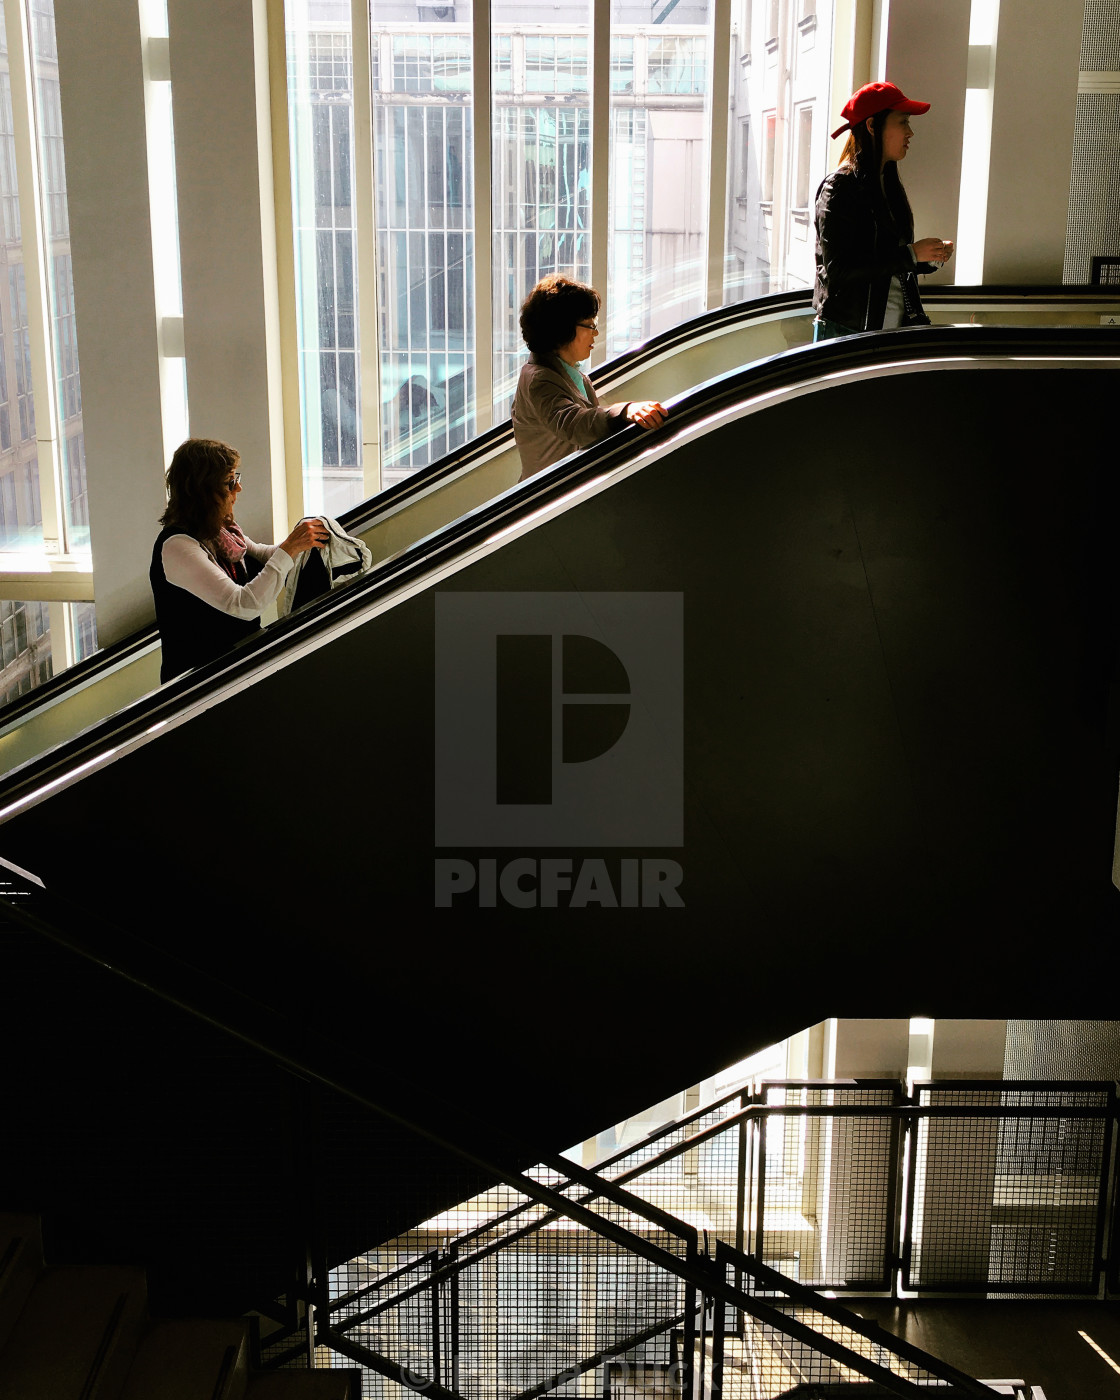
[0,1264,148,1400]
[119,1317,251,1400]
[0,1214,45,1353]
[246,1369,358,1399]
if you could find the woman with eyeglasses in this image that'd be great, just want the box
[512,274,667,481]
[150,437,328,683]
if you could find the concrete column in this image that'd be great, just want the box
[825,1018,910,1078]
[982,2,1082,282]
[873,0,970,287]
[930,1019,1007,1078]
[815,1020,907,1286]
[53,0,170,644]
[167,0,289,546]
[914,1022,1007,1286]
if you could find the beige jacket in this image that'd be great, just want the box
[511,352,628,481]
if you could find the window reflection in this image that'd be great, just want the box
[0,598,96,712]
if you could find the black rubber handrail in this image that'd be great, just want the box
[2,284,1115,735]
[0,320,1116,820]
[1,291,812,732]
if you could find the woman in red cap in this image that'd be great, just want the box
[812,81,954,339]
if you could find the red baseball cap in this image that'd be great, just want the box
[831,81,930,139]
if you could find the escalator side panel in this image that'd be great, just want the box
[2,367,1116,1114]
[1,359,1117,1319]
[0,646,162,775]
[0,316,810,784]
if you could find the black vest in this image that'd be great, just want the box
[150,528,265,683]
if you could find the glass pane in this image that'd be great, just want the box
[28,0,88,553]
[0,597,97,713]
[493,1,592,420]
[375,5,474,488]
[0,6,44,554]
[286,1,363,516]
[723,0,834,301]
[607,3,712,356]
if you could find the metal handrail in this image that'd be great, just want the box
[320,1086,1030,1397]
[3,283,1116,737]
[3,320,1117,823]
[329,1086,749,1313]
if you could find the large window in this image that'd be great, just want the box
[724,0,834,299]
[493,11,593,417]
[0,0,86,557]
[284,0,834,502]
[378,6,474,488]
[607,10,712,350]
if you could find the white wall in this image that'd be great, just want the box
[982,1,1083,283]
[874,0,970,286]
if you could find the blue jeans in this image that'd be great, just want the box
[813,316,857,341]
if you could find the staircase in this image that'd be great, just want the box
[685,1332,1042,1399]
[0,1214,359,1399]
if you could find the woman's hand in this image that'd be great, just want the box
[279,518,330,558]
[625,400,668,429]
[914,237,953,264]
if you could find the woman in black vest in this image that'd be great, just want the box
[813,81,954,340]
[150,438,327,683]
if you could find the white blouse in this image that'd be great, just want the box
[161,533,295,620]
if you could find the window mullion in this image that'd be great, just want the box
[472,0,492,432]
[707,0,733,310]
[4,0,65,557]
[351,0,381,499]
[266,0,307,527]
[46,597,74,669]
[589,0,609,367]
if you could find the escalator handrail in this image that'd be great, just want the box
[336,281,1120,540]
[3,283,1116,737]
[0,291,812,734]
[1,319,1117,822]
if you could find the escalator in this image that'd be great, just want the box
[1,285,1113,779]
[1,310,1119,1318]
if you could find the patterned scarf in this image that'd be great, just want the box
[210,523,249,581]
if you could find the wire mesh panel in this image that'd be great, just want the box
[249,1074,1119,1396]
[603,1120,742,1253]
[906,1083,1113,1293]
[596,1093,747,1182]
[329,1216,695,1400]
[749,1084,902,1291]
[324,1091,748,1339]
[712,1255,991,1399]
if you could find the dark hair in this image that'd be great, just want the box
[160,438,240,541]
[838,110,915,242]
[519,275,600,355]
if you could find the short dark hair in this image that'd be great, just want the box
[519,275,600,355]
[160,438,240,541]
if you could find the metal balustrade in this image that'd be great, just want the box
[254,1078,1119,1397]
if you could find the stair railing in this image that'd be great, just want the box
[302,1109,1003,1400]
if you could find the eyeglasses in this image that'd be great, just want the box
[576,321,599,332]
[223,473,242,490]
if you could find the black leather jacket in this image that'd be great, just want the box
[813,168,936,332]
